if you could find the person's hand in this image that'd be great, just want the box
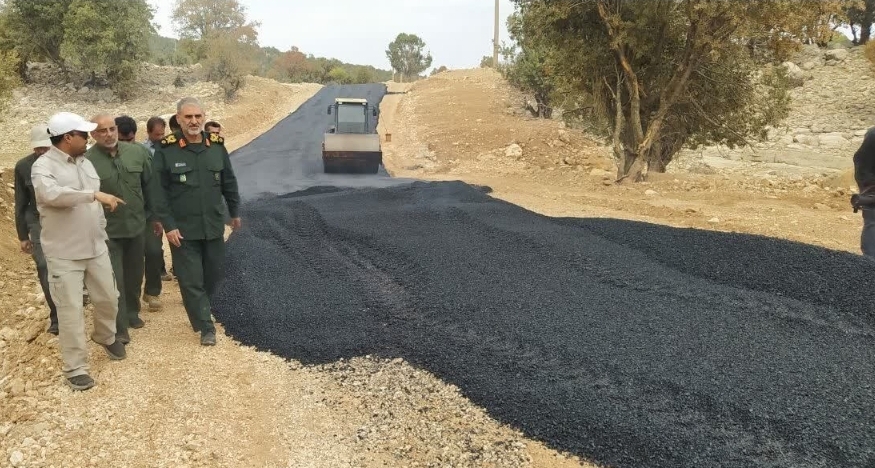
[20,240,32,254]
[152,221,164,237]
[228,217,242,231]
[165,229,183,247]
[95,192,125,212]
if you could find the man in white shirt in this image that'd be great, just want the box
[31,111,128,391]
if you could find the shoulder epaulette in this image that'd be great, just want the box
[208,132,224,145]
[160,134,177,147]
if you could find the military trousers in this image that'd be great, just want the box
[143,224,165,297]
[863,209,875,258]
[170,238,225,334]
[46,252,118,379]
[27,222,58,327]
[108,234,145,335]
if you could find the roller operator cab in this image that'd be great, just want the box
[322,97,382,174]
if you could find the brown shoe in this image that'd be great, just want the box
[142,294,162,311]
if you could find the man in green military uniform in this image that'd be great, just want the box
[150,97,241,346]
[86,113,154,344]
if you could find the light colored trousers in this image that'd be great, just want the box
[46,252,119,378]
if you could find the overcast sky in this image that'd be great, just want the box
[149,0,518,70]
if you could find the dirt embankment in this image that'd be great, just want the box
[381,66,865,255]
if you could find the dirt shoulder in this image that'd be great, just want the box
[0,75,592,468]
[0,80,356,468]
[381,68,863,256]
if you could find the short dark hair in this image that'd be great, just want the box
[146,116,166,133]
[205,120,221,130]
[50,135,64,145]
[115,115,137,135]
[168,114,180,132]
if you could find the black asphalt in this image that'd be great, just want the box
[215,84,875,468]
[229,83,415,200]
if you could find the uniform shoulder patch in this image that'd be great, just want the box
[209,132,224,144]
[161,134,178,147]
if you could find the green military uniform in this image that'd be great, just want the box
[86,142,154,343]
[150,131,240,340]
[142,141,165,303]
[14,153,59,332]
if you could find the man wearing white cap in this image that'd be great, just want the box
[14,125,58,334]
[31,111,128,391]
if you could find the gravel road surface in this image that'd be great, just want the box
[218,85,875,468]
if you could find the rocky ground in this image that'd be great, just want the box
[0,62,322,166]
[0,40,870,467]
[0,69,588,467]
[381,47,868,255]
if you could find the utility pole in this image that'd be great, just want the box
[493,0,499,67]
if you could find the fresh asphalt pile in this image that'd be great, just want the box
[215,85,875,468]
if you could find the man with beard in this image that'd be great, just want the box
[85,113,154,344]
[150,97,241,346]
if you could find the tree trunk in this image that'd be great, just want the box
[861,1,875,45]
[16,55,27,83]
[621,150,649,182]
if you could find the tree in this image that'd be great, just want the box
[385,33,432,82]
[202,34,256,99]
[326,67,352,84]
[0,0,73,78]
[270,46,315,82]
[0,48,21,114]
[171,0,260,61]
[172,0,259,99]
[847,0,875,44]
[507,0,842,182]
[60,0,154,98]
[503,13,555,118]
[353,67,373,84]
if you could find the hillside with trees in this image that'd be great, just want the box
[492,0,874,182]
[0,0,394,104]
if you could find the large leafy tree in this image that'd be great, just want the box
[385,33,432,82]
[0,0,73,78]
[0,48,21,114]
[509,0,846,181]
[171,0,260,61]
[60,0,154,98]
[503,11,555,118]
[172,0,260,99]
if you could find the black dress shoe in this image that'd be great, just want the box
[200,331,216,346]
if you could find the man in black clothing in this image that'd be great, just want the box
[13,125,59,334]
[116,115,138,143]
[853,127,875,257]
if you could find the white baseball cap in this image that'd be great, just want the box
[29,124,51,148]
[46,111,97,137]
